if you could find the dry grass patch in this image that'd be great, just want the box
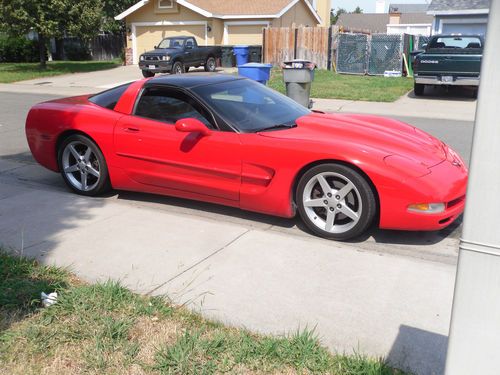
[0,250,409,375]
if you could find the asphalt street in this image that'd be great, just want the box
[0,89,475,375]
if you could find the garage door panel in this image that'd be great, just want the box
[442,23,487,35]
[135,25,205,61]
[227,25,264,45]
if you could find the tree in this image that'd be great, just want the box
[331,8,347,25]
[330,6,364,25]
[101,0,137,33]
[0,0,103,68]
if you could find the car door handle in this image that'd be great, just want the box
[124,126,140,132]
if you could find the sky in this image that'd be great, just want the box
[332,0,430,13]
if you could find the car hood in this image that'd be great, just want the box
[258,112,447,167]
[142,48,179,55]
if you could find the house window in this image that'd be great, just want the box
[158,0,173,9]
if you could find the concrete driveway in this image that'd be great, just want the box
[0,68,477,375]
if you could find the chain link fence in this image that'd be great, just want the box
[368,34,403,75]
[335,32,418,76]
[336,33,368,74]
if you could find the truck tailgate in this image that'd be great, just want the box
[417,53,482,76]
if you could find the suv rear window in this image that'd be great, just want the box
[88,83,132,110]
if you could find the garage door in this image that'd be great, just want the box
[226,25,265,45]
[442,22,487,35]
[135,25,206,63]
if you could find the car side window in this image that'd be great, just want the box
[134,87,215,129]
[186,38,195,48]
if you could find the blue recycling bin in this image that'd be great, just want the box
[233,45,250,66]
[238,63,273,84]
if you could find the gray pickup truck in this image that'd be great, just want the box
[413,34,483,97]
[138,36,222,77]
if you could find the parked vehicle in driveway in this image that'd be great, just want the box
[26,74,467,241]
[413,34,483,97]
[138,36,221,77]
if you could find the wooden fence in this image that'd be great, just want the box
[263,26,334,69]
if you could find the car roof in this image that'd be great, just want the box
[145,73,245,89]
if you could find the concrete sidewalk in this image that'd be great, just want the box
[0,158,454,375]
[0,65,477,121]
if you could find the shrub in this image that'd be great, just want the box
[0,35,39,63]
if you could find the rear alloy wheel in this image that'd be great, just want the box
[142,70,155,78]
[414,82,425,96]
[172,61,185,74]
[58,134,111,196]
[204,56,216,72]
[297,164,376,240]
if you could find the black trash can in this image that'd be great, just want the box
[282,60,315,108]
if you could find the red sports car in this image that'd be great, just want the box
[26,74,468,240]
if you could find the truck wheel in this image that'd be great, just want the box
[204,57,216,72]
[142,70,155,78]
[414,82,425,96]
[171,61,185,74]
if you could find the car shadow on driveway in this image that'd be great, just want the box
[115,190,461,247]
[408,85,477,101]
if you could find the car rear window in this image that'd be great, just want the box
[88,83,132,110]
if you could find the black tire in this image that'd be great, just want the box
[296,163,376,241]
[204,56,216,72]
[57,134,111,196]
[414,82,425,96]
[171,61,185,74]
[142,70,155,78]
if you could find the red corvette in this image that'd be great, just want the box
[26,74,467,240]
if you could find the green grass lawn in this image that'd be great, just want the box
[0,250,409,374]
[0,60,122,84]
[268,69,413,102]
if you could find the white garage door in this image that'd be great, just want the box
[442,22,487,35]
[135,25,206,64]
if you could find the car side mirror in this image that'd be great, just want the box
[185,45,193,50]
[422,43,427,50]
[175,118,211,136]
[154,45,158,49]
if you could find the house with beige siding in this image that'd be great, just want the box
[116,0,331,64]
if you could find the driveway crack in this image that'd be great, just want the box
[146,229,250,296]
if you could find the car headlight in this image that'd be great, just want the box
[408,203,446,214]
[140,55,144,61]
[162,55,170,61]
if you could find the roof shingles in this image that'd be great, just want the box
[184,0,299,16]
[428,0,490,11]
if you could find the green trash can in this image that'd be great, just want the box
[282,60,316,108]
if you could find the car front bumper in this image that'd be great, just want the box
[379,155,468,231]
[415,75,480,86]
[139,61,173,72]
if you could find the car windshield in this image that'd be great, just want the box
[192,79,310,132]
[157,38,185,49]
[428,36,482,50]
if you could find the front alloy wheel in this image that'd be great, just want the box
[297,164,376,240]
[58,134,111,196]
